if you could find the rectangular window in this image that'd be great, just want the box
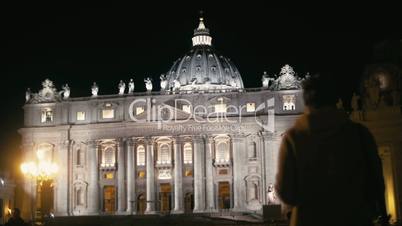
[76,111,86,121]
[137,146,146,166]
[41,108,53,123]
[182,105,191,113]
[102,109,114,119]
[136,107,145,115]
[282,95,296,111]
[183,143,192,164]
[214,104,227,113]
[246,103,256,112]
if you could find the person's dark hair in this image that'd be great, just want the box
[302,73,338,108]
[12,208,21,217]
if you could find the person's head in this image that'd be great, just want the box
[12,208,21,218]
[302,73,338,109]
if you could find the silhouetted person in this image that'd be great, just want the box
[5,208,26,226]
[275,74,389,226]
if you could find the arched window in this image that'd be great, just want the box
[102,147,115,167]
[183,143,192,164]
[137,145,145,166]
[76,188,84,206]
[158,144,170,164]
[216,142,229,163]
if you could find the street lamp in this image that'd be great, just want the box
[20,150,58,224]
[20,161,58,182]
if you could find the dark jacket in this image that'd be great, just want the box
[275,108,386,226]
[4,217,26,226]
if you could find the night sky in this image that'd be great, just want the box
[0,4,401,173]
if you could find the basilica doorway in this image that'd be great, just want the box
[218,181,231,210]
[103,186,116,213]
[184,192,194,213]
[37,180,54,220]
[159,183,171,212]
[137,194,146,214]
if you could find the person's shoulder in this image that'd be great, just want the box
[285,117,309,138]
[349,121,373,136]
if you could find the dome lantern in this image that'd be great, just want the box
[192,17,212,46]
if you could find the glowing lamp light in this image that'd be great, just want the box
[7,208,12,215]
[20,161,58,181]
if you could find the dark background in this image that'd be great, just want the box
[0,3,401,174]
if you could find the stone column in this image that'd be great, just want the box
[117,138,126,213]
[55,140,70,216]
[193,135,205,212]
[258,134,267,205]
[172,137,184,213]
[232,135,246,211]
[20,143,36,221]
[87,140,99,214]
[205,136,216,212]
[126,138,136,214]
[145,138,156,214]
[262,132,279,191]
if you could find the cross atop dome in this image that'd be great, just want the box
[192,13,212,46]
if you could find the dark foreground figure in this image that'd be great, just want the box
[4,208,28,226]
[275,74,390,226]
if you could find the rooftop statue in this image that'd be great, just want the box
[173,79,181,91]
[230,79,237,88]
[305,72,311,80]
[144,77,153,92]
[336,98,344,110]
[27,79,61,103]
[39,79,57,99]
[25,88,31,103]
[160,74,167,91]
[61,84,70,99]
[118,80,126,95]
[363,78,380,109]
[91,82,99,97]
[261,71,275,89]
[262,71,269,88]
[128,78,135,94]
[271,64,302,90]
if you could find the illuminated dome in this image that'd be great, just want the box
[165,17,244,91]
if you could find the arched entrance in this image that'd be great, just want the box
[184,192,194,213]
[37,180,54,220]
[218,181,231,209]
[159,183,171,212]
[137,194,146,214]
[103,186,116,213]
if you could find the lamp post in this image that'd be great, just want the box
[20,154,58,224]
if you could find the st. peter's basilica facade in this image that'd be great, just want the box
[19,17,312,219]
